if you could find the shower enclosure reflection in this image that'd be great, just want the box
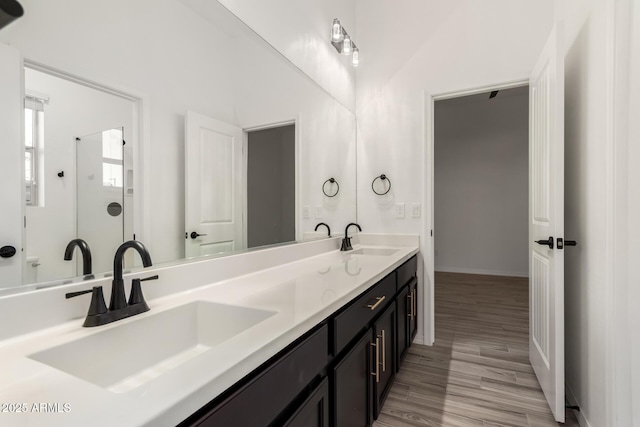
[23,67,135,284]
[76,128,130,277]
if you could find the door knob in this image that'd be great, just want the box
[535,237,554,249]
[190,231,207,239]
[557,238,577,249]
[0,245,17,258]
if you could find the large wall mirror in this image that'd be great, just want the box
[0,0,356,293]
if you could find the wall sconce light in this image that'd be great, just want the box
[0,0,24,30]
[331,18,359,67]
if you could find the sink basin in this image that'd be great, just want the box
[29,301,276,393]
[350,248,399,256]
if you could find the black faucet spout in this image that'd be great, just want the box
[110,240,152,311]
[64,238,92,275]
[314,222,331,237]
[341,223,362,251]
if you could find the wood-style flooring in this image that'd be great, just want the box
[374,272,579,427]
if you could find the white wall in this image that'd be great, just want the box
[561,0,611,425]
[355,0,555,344]
[0,0,356,277]
[24,69,134,283]
[434,87,528,277]
[608,0,640,425]
[627,3,640,422]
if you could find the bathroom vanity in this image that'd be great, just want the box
[0,235,419,427]
[181,254,418,427]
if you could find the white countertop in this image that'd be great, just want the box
[0,241,418,427]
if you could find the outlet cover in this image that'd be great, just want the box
[303,206,310,219]
[411,203,421,218]
[315,206,323,219]
[395,203,405,219]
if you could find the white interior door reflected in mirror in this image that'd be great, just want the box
[185,111,243,258]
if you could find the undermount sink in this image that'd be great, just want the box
[29,301,276,393]
[350,248,399,256]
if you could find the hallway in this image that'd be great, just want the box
[375,272,579,426]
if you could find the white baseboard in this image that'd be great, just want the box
[435,266,528,278]
[412,333,425,346]
[566,383,592,427]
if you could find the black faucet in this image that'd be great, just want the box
[110,240,152,311]
[64,239,92,276]
[314,222,331,237]
[340,223,361,251]
[65,240,157,327]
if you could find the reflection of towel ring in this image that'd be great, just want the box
[322,178,340,197]
[372,174,391,195]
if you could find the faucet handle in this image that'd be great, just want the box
[129,275,158,306]
[66,286,108,317]
[66,289,93,299]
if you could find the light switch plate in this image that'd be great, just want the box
[303,206,310,219]
[315,206,323,219]
[411,203,421,218]
[395,203,405,219]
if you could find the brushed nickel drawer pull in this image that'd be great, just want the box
[367,295,386,310]
[407,291,413,318]
[370,337,380,382]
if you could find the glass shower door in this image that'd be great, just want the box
[76,128,124,275]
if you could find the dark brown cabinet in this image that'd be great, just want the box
[283,378,330,427]
[333,329,373,427]
[180,325,328,427]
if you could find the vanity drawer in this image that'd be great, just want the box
[187,324,329,427]
[396,255,417,290]
[332,273,396,355]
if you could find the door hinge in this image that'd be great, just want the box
[430,229,433,237]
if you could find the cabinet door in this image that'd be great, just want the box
[283,378,329,427]
[373,302,396,419]
[333,329,373,427]
[396,285,409,371]
[409,279,418,343]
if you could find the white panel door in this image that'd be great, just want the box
[529,24,565,423]
[185,111,243,258]
[0,43,24,287]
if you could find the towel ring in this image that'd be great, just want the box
[371,174,391,195]
[322,178,340,197]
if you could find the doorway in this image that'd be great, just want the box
[246,124,296,248]
[434,86,529,278]
[424,85,577,423]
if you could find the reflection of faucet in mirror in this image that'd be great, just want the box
[63,239,92,276]
[340,223,362,251]
[314,222,331,237]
